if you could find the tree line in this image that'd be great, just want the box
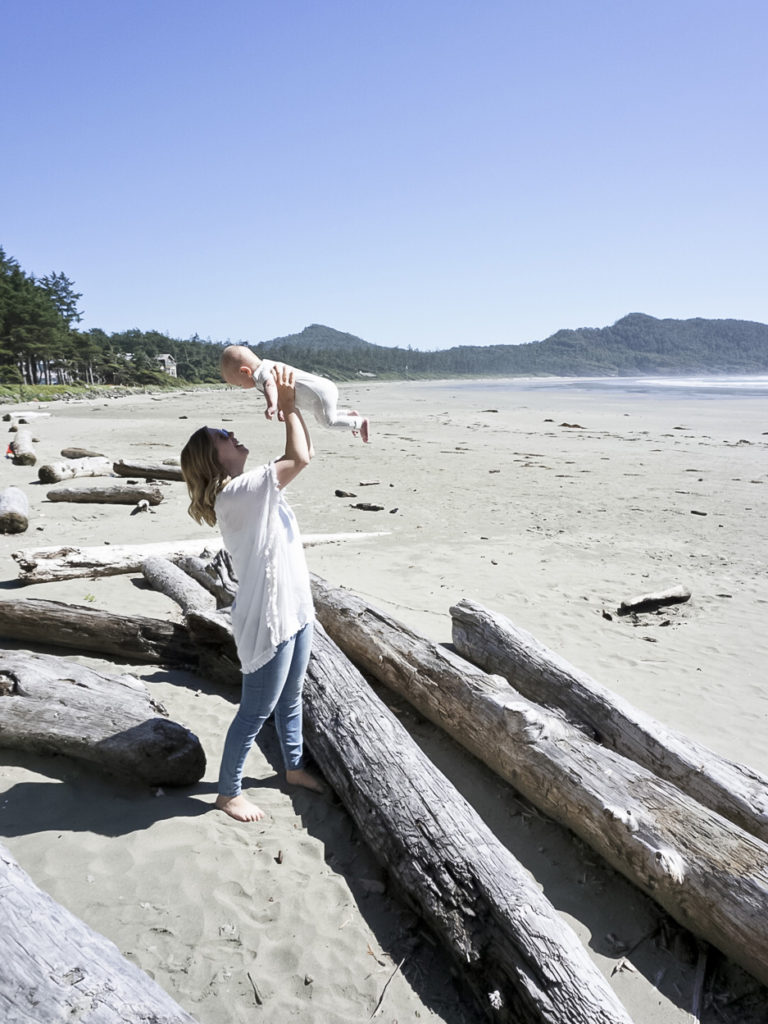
[3,247,768,394]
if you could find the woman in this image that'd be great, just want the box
[180,365,323,822]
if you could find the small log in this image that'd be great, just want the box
[0,843,201,1022]
[10,428,36,466]
[304,625,634,1024]
[46,483,165,505]
[0,487,29,535]
[0,598,193,666]
[113,458,185,481]
[37,456,114,483]
[141,556,217,614]
[311,577,768,986]
[618,585,692,615]
[12,533,388,584]
[450,598,768,844]
[9,410,51,421]
[0,649,205,785]
[61,446,105,458]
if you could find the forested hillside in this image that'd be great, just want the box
[2,247,767,395]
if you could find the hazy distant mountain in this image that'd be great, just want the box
[255,314,768,379]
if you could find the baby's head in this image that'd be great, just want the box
[220,344,260,388]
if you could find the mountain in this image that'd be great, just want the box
[254,314,768,379]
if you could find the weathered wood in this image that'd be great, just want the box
[618,584,692,615]
[37,456,114,483]
[113,458,185,481]
[61,446,105,459]
[141,556,217,614]
[12,538,225,582]
[0,487,29,534]
[0,598,193,666]
[46,482,165,505]
[0,649,205,785]
[10,428,36,466]
[311,577,768,986]
[0,843,201,1022]
[450,598,768,844]
[11,533,388,583]
[176,548,238,607]
[304,624,634,1024]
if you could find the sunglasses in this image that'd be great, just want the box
[207,427,231,440]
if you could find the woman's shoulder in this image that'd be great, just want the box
[218,463,276,501]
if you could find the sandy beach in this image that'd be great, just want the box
[1,377,767,1023]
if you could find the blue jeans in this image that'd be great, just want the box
[218,622,313,797]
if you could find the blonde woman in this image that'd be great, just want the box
[181,365,323,822]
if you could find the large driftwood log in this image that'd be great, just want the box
[46,482,165,505]
[311,577,768,986]
[450,598,768,844]
[12,533,389,583]
[141,555,217,614]
[175,549,237,607]
[0,843,200,1023]
[0,650,205,785]
[38,456,114,483]
[0,487,29,534]
[113,458,185,481]
[304,625,633,1024]
[9,428,36,465]
[0,599,193,666]
[12,538,225,582]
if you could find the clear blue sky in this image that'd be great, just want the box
[3,1,766,350]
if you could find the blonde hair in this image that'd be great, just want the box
[180,427,229,527]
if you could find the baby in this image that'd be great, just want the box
[221,345,370,443]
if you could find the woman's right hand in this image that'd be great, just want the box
[272,364,296,421]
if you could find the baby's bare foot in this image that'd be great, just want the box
[285,768,326,794]
[215,794,265,822]
[360,418,370,443]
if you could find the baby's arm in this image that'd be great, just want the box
[262,374,279,419]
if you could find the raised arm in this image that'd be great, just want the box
[272,365,313,489]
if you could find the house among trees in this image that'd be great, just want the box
[155,353,177,377]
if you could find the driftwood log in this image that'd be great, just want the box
[9,428,36,466]
[450,598,768,844]
[304,625,633,1024]
[311,577,768,986]
[0,649,205,785]
[0,487,29,534]
[0,599,193,666]
[0,843,200,1023]
[61,446,105,459]
[37,456,114,483]
[11,533,388,583]
[141,556,217,614]
[113,458,185,481]
[46,483,165,505]
[618,584,692,615]
[175,549,237,607]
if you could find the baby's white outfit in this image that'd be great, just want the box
[255,359,365,433]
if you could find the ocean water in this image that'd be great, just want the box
[428,375,768,400]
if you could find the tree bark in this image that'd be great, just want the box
[310,576,768,987]
[450,597,768,844]
[46,483,165,505]
[9,428,36,466]
[37,456,114,483]
[0,598,193,666]
[0,487,29,535]
[303,624,633,1024]
[113,458,185,481]
[175,549,237,607]
[0,843,201,1023]
[0,649,205,785]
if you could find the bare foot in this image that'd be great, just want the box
[360,418,369,443]
[215,794,265,822]
[285,768,326,794]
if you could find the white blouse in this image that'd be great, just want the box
[214,462,314,674]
